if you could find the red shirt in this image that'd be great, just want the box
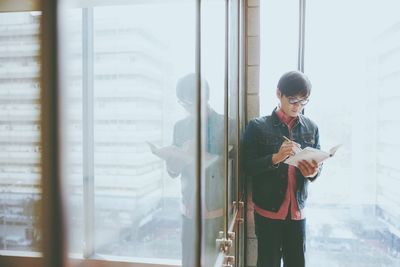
[254,108,305,220]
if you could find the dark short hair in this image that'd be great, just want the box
[277,71,312,97]
[176,73,209,104]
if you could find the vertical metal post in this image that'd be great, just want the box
[242,0,248,265]
[224,0,230,238]
[235,0,241,219]
[40,0,66,266]
[82,7,95,258]
[243,1,248,126]
[195,0,202,266]
[235,1,241,265]
[298,0,306,72]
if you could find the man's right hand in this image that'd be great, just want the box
[272,141,301,165]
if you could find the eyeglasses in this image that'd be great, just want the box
[287,96,309,106]
[178,99,193,107]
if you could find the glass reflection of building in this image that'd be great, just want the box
[0,11,180,257]
[0,12,41,250]
[91,17,176,257]
[65,12,179,258]
[375,20,400,257]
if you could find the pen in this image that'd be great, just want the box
[283,136,301,152]
[282,135,291,142]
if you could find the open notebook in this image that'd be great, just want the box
[284,144,341,167]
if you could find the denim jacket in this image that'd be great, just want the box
[243,108,321,212]
[172,109,226,212]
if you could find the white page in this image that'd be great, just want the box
[284,145,341,167]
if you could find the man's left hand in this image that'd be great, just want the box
[297,159,319,178]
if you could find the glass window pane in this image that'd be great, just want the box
[201,0,226,265]
[61,8,83,255]
[61,1,197,265]
[260,0,299,115]
[305,0,400,266]
[0,11,42,253]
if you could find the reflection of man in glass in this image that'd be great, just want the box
[166,73,224,267]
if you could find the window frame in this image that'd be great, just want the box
[0,0,40,12]
[0,0,247,266]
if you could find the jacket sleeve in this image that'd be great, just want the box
[243,120,279,176]
[166,122,183,178]
[308,126,322,182]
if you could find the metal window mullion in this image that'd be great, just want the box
[241,0,248,265]
[82,7,95,259]
[224,0,230,238]
[40,0,66,266]
[195,0,202,266]
[235,0,242,266]
[243,0,248,125]
[235,0,240,214]
[298,0,306,72]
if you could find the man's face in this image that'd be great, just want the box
[277,90,309,118]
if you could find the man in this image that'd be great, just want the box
[166,73,225,267]
[243,71,321,267]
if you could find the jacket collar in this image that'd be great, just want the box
[271,107,305,127]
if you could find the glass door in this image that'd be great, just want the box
[226,0,244,266]
[201,0,245,266]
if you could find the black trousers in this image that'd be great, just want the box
[254,212,306,267]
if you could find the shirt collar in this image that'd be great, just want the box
[271,107,305,127]
[276,108,296,126]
